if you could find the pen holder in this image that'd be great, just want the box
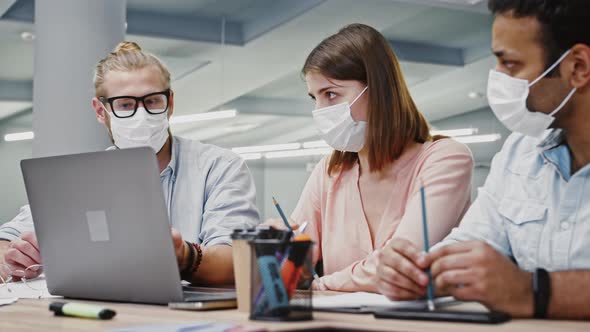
[249,238,313,322]
[231,227,291,313]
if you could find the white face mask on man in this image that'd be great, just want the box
[487,49,577,138]
[312,86,368,152]
[105,105,170,153]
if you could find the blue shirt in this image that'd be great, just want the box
[438,130,590,272]
[0,136,261,247]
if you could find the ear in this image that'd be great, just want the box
[351,87,369,122]
[167,89,175,118]
[92,98,108,124]
[569,44,590,90]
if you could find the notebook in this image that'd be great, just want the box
[310,292,459,313]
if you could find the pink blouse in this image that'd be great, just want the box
[291,138,474,292]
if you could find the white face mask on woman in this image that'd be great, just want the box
[487,49,577,138]
[106,106,170,153]
[312,86,368,152]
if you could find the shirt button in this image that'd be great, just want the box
[560,222,570,231]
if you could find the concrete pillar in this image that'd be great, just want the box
[33,0,126,157]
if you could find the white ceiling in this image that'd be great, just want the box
[0,0,500,160]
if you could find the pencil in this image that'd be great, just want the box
[272,198,319,282]
[420,181,436,312]
[272,197,293,232]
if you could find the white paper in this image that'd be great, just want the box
[311,292,458,310]
[109,323,248,332]
[0,297,17,306]
[0,277,62,299]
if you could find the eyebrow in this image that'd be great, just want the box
[492,48,520,59]
[308,82,342,98]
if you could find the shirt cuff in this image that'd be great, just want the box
[0,227,21,242]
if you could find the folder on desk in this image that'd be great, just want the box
[310,292,459,314]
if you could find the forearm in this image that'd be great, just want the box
[319,250,380,293]
[189,245,234,286]
[547,270,590,319]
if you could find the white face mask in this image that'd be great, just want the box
[312,86,368,152]
[487,49,577,138]
[106,106,170,153]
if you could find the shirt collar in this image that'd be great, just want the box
[537,129,565,151]
[537,129,571,181]
[160,136,178,177]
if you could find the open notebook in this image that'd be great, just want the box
[309,292,459,313]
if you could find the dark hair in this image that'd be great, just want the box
[302,23,434,175]
[488,0,590,67]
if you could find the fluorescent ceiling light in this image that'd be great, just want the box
[303,129,478,148]
[222,123,259,133]
[265,148,333,159]
[233,143,301,154]
[4,131,34,142]
[240,153,263,161]
[302,140,329,149]
[431,128,478,137]
[169,110,237,125]
[454,134,501,144]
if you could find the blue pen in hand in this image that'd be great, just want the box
[420,181,436,312]
[272,197,319,282]
[272,197,293,232]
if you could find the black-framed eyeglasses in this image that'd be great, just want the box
[99,89,171,119]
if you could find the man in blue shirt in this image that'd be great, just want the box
[377,0,590,319]
[0,42,260,286]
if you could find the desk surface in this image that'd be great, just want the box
[2,298,589,332]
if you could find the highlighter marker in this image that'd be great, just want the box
[49,302,116,320]
[281,237,312,299]
[253,241,289,316]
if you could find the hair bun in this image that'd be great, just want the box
[113,41,142,53]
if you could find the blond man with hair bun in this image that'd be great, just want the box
[0,41,261,286]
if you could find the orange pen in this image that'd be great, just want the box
[281,234,312,299]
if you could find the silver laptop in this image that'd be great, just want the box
[21,147,235,305]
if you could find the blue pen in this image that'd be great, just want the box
[272,198,319,282]
[420,181,436,312]
[272,197,293,232]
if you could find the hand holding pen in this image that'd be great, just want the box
[267,197,320,283]
[375,182,437,303]
[419,180,436,311]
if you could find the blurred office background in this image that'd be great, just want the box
[0,0,508,223]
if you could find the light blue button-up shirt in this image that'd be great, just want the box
[438,130,590,272]
[0,136,261,247]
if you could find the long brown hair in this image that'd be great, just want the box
[303,24,434,175]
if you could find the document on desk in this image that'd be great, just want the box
[311,292,458,312]
[0,298,18,306]
[0,277,62,299]
[110,322,267,332]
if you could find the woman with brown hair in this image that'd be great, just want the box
[276,24,474,292]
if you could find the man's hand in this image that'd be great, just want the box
[171,228,190,271]
[263,218,299,232]
[4,232,42,279]
[429,241,533,317]
[376,238,430,300]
